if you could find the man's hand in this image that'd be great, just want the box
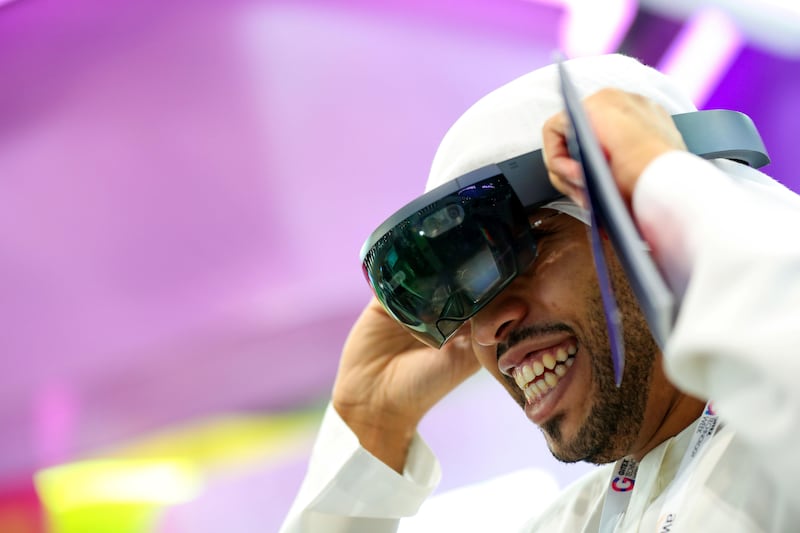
[332,298,480,472]
[542,88,687,208]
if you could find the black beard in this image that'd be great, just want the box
[541,257,659,465]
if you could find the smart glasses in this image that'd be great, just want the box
[360,109,770,349]
[361,151,560,348]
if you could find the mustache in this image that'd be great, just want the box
[496,323,575,360]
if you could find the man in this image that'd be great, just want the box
[280,54,800,531]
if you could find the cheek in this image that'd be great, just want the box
[472,344,499,374]
[531,241,596,307]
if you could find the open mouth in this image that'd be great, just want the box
[512,340,577,404]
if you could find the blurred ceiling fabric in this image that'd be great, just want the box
[0,0,798,531]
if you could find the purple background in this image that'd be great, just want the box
[0,0,798,531]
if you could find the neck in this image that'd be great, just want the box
[630,392,706,462]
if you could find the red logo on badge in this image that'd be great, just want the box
[611,476,635,492]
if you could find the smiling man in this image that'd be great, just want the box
[279,54,800,532]
[471,206,692,468]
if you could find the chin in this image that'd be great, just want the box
[540,415,628,465]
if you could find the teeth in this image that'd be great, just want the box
[513,343,579,404]
[524,387,534,403]
[522,365,535,383]
[567,344,577,356]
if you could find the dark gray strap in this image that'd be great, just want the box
[673,109,770,168]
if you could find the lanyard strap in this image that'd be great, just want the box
[598,456,639,532]
[598,401,719,533]
[654,401,719,531]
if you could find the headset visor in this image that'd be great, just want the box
[361,156,559,347]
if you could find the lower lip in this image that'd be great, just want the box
[523,353,580,425]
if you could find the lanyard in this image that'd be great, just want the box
[598,401,719,533]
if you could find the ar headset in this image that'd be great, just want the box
[360,110,770,349]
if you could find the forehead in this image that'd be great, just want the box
[527,207,588,241]
[528,206,580,224]
[528,207,562,225]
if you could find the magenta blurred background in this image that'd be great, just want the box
[1,0,798,531]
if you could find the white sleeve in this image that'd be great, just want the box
[278,403,441,533]
[633,150,800,502]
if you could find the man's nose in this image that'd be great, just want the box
[470,291,528,347]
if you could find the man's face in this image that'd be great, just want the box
[469,209,667,464]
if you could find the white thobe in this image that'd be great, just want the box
[279,151,800,532]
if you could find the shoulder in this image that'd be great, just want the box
[401,467,561,532]
[520,464,612,532]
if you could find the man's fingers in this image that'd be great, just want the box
[542,111,587,208]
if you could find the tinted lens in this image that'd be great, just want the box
[362,175,536,347]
